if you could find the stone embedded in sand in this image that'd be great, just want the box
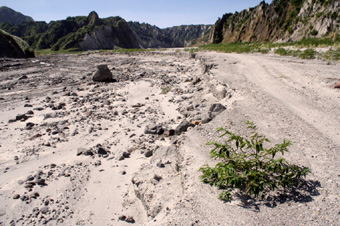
[26,122,35,130]
[13,194,20,199]
[144,124,164,135]
[125,216,135,224]
[163,129,175,137]
[40,207,49,214]
[192,77,201,85]
[92,64,113,82]
[208,103,226,119]
[118,215,126,221]
[15,114,28,121]
[26,175,34,181]
[144,149,153,158]
[94,160,101,166]
[36,178,46,186]
[77,148,86,156]
[19,75,28,80]
[175,120,195,135]
[97,147,107,155]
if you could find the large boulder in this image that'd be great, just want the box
[92,64,113,82]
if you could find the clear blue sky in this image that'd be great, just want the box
[1,0,272,28]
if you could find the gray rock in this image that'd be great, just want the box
[13,194,20,199]
[77,148,88,156]
[144,150,153,158]
[123,152,130,158]
[26,122,35,130]
[33,107,44,111]
[156,161,165,168]
[16,114,28,121]
[24,182,36,189]
[192,77,201,85]
[20,195,29,201]
[209,84,227,100]
[119,152,130,161]
[175,120,195,135]
[201,113,212,124]
[125,216,135,223]
[97,147,107,155]
[120,170,127,175]
[92,64,113,82]
[94,160,101,166]
[144,124,164,135]
[26,175,34,181]
[118,215,126,221]
[36,179,46,186]
[209,103,226,119]
[26,110,34,115]
[19,75,28,80]
[40,207,49,214]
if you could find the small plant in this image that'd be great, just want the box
[300,48,316,59]
[200,121,310,201]
[161,86,170,94]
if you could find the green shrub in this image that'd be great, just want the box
[300,49,316,59]
[311,30,319,36]
[200,121,310,201]
[274,47,289,56]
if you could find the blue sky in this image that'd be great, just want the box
[1,0,271,28]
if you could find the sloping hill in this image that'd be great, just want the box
[0,6,34,25]
[0,8,212,51]
[0,29,34,58]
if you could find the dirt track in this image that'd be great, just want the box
[0,50,339,225]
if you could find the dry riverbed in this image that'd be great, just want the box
[0,50,339,226]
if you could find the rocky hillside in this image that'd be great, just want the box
[0,6,34,25]
[0,11,139,51]
[0,29,35,58]
[210,0,340,43]
[129,22,211,48]
[0,8,211,51]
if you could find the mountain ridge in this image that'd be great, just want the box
[0,9,212,51]
[0,6,34,25]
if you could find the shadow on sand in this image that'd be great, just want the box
[235,179,321,212]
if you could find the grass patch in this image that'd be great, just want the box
[322,48,340,60]
[35,47,164,56]
[198,36,340,60]
[35,48,84,55]
[274,48,316,59]
[199,42,270,54]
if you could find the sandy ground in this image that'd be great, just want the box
[0,50,339,226]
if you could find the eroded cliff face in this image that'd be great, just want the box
[210,0,340,43]
[79,23,140,50]
[128,22,212,48]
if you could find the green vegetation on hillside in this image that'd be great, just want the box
[0,29,35,58]
[0,11,128,51]
[199,37,340,60]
